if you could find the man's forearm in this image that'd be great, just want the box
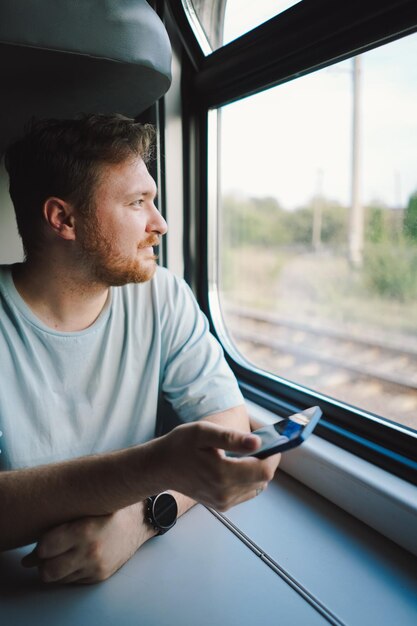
[0,407,246,551]
[202,404,251,432]
[1,405,275,553]
[0,410,236,551]
[0,439,166,551]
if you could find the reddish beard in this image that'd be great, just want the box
[78,216,159,286]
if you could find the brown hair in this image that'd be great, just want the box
[4,113,155,258]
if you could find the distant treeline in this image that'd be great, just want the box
[221,191,417,248]
[221,191,417,301]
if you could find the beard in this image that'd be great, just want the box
[77,215,159,287]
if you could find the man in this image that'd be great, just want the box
[0,114,280,584]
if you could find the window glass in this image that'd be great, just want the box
[213,34,417,431]
[182,0,300,54]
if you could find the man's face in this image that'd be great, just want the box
[76,156,167,286]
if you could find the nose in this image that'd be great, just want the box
[147,203,168,236]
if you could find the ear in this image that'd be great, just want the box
[42,197,76,241]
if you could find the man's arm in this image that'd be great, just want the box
[203,404,252,430]
[12,405,279,584]
[0,412,277,552]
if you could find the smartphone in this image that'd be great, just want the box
[227,406,322,459]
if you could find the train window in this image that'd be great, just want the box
[181,0,300,54]
[210,33,417,433]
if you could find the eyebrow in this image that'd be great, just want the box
[125,187,158,200]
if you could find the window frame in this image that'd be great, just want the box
[167,0,417,485]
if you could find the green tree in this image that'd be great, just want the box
[367,206,385,243]
[221,194,289,247]
[321,203,348,245]
[404,191,417,243]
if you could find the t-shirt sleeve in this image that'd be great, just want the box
[160,274,244,422]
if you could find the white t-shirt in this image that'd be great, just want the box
[0,265,243,469]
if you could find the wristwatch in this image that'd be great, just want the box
[145,492,178,535]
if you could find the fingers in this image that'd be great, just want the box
[210,480,269,512]
[226,453,276,484]
[165,421,279,513]
[197,453,275,511]
[228,457,278,508]
[21,523,76,569]
[35,547,101,584]
[196,421,261,454]
[37,550,79,583]
[55,569,89,585]
[36,522,76,559]
[21,520,91,583]
[264,451,281,475]
[22,510,141,585]
[255,484,265,497]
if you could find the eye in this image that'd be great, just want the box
[131,199,144,208]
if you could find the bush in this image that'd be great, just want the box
[404,192,417,242]
[221,194,290,247]
[363,241,417,301]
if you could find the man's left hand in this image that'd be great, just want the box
[21,502,155,584]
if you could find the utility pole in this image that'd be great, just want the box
[348,55,364,268]
[312,168,323,251]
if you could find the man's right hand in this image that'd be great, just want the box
[156,421,279,511]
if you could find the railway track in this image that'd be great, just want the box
[223,306,417,429]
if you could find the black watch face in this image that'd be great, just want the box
[154,493,177,529]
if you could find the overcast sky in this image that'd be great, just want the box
[219,6,417,210]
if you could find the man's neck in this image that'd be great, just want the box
[12,258,110,332]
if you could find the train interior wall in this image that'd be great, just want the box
[0,161,23,264]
